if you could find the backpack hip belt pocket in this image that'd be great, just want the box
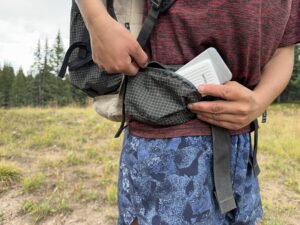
[125,61,202,126]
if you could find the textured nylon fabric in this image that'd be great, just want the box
[69,2,123,96]
[125,62,202,126]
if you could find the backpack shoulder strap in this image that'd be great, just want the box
[106,0,117,20]
[137,0,176,48]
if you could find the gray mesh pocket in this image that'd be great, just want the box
[68,1,123,97]
[125,62,202,126]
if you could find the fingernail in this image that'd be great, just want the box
[187,104,192,109]
[142,61,148,68]
[198,85,204,93]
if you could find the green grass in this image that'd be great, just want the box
[22,172,46,193]
[21,200,52,222]
[21,198,71,223]
[0,212,4,223]
[105,184,118,205]
[258,103,300,225]
[0,161,22,191]
[0,105,299,224]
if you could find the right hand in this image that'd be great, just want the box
[88,15,148,76]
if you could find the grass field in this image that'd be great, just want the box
[0,104,299,225]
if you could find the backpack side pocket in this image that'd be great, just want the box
[60,1,123,97]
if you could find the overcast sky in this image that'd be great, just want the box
[0,0,71,74]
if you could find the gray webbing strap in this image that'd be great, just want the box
[106,0,117,20]
[251,119,260,176]
[212,125,237,214]
[137,0,162,48]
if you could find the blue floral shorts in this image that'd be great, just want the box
[117,128,263,225]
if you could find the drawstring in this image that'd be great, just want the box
[114,76,128,138]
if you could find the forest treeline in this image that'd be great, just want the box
[0,32,300,108]
[0,32,87,107]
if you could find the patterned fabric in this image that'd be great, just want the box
[118,128,263,225]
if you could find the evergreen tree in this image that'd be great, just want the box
[290,44,300,100]
[30,40,43,76]
[279,44,300,101]
[42,39,57,105]
[50,31,65,75]
[24,74,36,106]
[0,66,3,107]
[49,31,67,105]
[60,74,74,106]
[30,40,44,105]
[0,64,15,107]
[2,32,89,108]
[11,68,27,107]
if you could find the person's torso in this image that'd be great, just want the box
[113,0,293,138]
[144,0,293,89]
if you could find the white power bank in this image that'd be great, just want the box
[175,47,232,88]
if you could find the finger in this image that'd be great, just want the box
[196,114,242,130]
[197,112,244,124]
[123,61,139,76]
[129,43,148,68]
[188,101,246,115]
[198,82,247,101]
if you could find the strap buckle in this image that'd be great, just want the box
[151,0,162,10]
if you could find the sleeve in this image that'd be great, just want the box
[278,0,300,47]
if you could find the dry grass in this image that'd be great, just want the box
[0,105,299,224]
[258,103,300,225]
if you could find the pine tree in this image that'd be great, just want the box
[24,74,38,106]
[60,74,74,106]
[50,31,65,75]
[31,40,43,76]
[280,44,300,101]
[11,68,27,107]
[290,44,300,100]
[30,40,44,105]
[0,64,15,107]
[42,39,56,105]
[49,31,67,105]
[0,66,3,107]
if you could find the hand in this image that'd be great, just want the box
[187,81,266,130]
[88,15,148,76]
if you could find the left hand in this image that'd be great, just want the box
[187,81,266,130]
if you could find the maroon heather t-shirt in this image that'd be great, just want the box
[128,0,300,138]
